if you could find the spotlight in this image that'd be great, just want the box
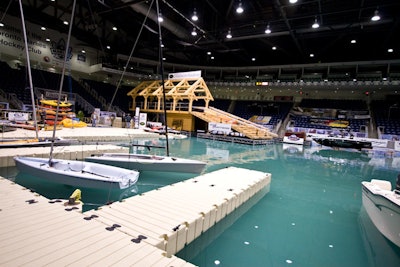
[236,1,244,14]
[191,9,198,21]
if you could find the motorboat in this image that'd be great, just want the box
[361,178,400,247]
[282,134,304,145]
[312,135,372,150]
[85,153,207,173]
[359,206,400,267]
[14,157,139,190]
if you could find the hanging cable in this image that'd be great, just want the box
[108,0,155,111]
[49,0,77,164]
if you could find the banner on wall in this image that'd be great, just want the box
[168,70,201,79]
[208,122,231,134]
[8,112,29,122]
[0,15,91,72]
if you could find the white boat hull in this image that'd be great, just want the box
[361,180,400,247]
[282,135,304,145]
[159,133,188,140]
[14,157,139,190]
[85,153,206,173]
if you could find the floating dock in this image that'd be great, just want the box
[0,166,271,266]
[0,144,129,168]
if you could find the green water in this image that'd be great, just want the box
[1,137,400,266]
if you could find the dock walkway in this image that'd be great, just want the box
[0,166,271,266]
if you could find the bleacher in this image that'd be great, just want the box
[288,99,370,134]
[0,60,126,115]
[371,99,400,135]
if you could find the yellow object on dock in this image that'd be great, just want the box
[0,166,271,265]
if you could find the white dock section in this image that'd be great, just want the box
[0,144,129,168]
[84,166,271,256]
[0,177,194,266]
[0,166,271,265]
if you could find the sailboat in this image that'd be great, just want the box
[13,0,139,190]
[85,1,206,174]
[85,152,206,174]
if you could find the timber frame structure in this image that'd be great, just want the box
[127,77,213,113]
[127,77,277,140]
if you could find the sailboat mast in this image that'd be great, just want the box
[49,0,77,163]
[156,0,170,156]
[18,0,38,139]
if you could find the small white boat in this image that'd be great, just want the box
[158,133,188,140]
[85,153,207,173]
[14,157,139,190]
[361,178,400,247]
[282,134,304,145]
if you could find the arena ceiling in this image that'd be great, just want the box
[1,0,400,68]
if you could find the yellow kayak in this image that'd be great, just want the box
[40,99,72,107]
[62,118,87,128]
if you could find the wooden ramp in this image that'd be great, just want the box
[191,107,278,139]
[0,167,271,266]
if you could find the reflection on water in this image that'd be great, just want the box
[1,138,400,266]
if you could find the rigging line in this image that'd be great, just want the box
[18,0,38,139]
[49,0,77,164]
[0,0,13,22]
[84,0,107,58]
[108,0,155,111]
[161,0,206,34]
[156,0,169,157]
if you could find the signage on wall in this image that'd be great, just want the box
[208,122,231,134]
[168,70,201,79]
[0,15,90,72]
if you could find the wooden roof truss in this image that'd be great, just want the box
[127,77,214,112]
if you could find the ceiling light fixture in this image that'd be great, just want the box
[0,22,4,27]
[191,28,197,36]
[41,26,46,31]
[371,9,380,21]
[112,26,117,31]
[81,49,86,54]
[158,13,164,23]
[63,21,68,25]
[226,29,232,39]
[312,18,320,29]
[236,1,244,14]
[351,39,356,44]
[191,9,198,21]
[289,0,298,3]
[265,24,271,34]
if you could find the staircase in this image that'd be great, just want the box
[191,107,278,139]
